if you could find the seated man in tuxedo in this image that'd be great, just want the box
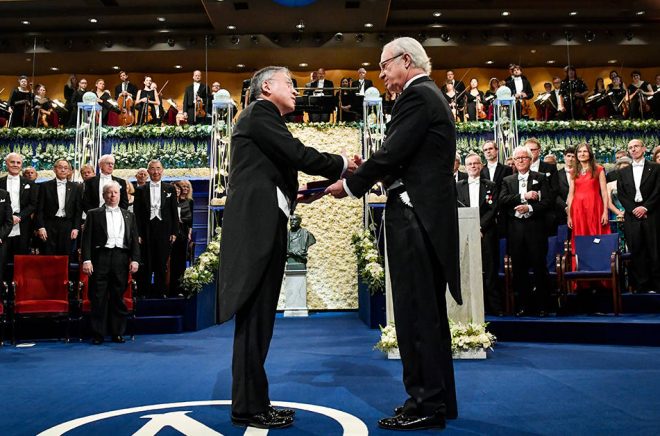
[133,159,178,298]
[82,181,140,345]
[36,159,82,257]
[82,154,128,213]
[617,139,660,292]
[457,153,502,314]
[556,146,575,226]
[500,146,552,316]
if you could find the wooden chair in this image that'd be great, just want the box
[10,255,73,344]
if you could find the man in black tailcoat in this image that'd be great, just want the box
[113,70,139,101]
[525,138,559,234]
[133,160,178,298]
[218,66,354,430]
[36,159,82,257]
[82,154,128,213]
[82,181,140,345]
[182,70,210,125]
[500,146,552,316]
[327,37,461,432]
[305,68,334,122]
[556,146,576,226]
[0,153,38,258]
[617,139,660,292]
[506,64,534,119]
[458,152,501,315]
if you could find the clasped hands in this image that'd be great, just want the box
[296,154,362,204]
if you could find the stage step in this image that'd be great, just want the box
[488,314,660,346]
[134,315,184,334]
[136,297,186,316]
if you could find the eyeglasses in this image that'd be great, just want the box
[379,53,404,71]
[513,157,531,161]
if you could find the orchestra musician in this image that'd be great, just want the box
[135,76,160,125]
[8,75,33,128]
[483,78,499,120]
[67,78,88,127]
[114,71,138,126]
[627,71,653,120]
[94,79,117,125]
[336,77,356,122]
[442,81,460,122]
[587,77,610,120]
[182,70,210,125]
[608,76,628,119]
[652,74,660,120]
[560,66,589,120]
[33,84,60,128]
[464,78,485,122]
[151,81,166,125]
[534,82,553,121]
[114,71,138,102]
[505,64,534,120]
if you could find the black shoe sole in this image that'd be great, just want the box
[231,416,293,429]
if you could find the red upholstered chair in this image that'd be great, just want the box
[11,255,73,344]
[78,271,138,340]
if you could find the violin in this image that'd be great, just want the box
[117,89,135,127]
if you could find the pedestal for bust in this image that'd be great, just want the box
[282,264,309,317]
[384,206,485,358]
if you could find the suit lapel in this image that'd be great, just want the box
[99,207,108,239]
[457,182,468,206]
[640,161,652,187]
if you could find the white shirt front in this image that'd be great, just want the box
[98,174,113,207]
[554,90,564,110]
[632,159,645,202]
[193,82,200,96]
[105,206,125,248]
[513,76,523,94]
[56,179,67,217]
[530,159,540,173]
[516,172,533,218]
[150,182,162,220]
[468,177,480,208]
[6,175,20,237]
[487,161,498,181]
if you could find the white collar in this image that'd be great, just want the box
[403,73,428,90]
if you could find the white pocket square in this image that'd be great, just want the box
[532,180,539,185]
[0,199,5,203]
[166,193,172,198]
[24,184,30,189]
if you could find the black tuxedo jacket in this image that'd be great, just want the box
[617,161,660,217]
[305,79,335,96]
[345,75,461,304]
[114,81,139,100]
[182,82,211,121]
[218,99,344,322]
[556,168,571,210]
[480,162,513,187]
[81,205,140,264]
[82,175,128,212]
[133,181,179,241]
[505,75,534,99]
[353,79,374,94]
[455,171,468,182]
[499,171,552,244]
[456,178,498,233]
[0,176,38,234]
[0,190,14,241]
[35,179,82,230]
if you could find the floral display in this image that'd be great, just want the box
[375,320,496,355]
[180,229,221,296]
[351,229,385,294]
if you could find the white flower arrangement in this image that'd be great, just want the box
[375,320,496,355]
[351,229,385,294]
[181,228,221,295]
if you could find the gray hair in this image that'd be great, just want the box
[147,159,162,169]
[464,152,482,164]
[615,156,633,170]
[5,152,23,163]
[249,66,290,101]
[513,146,533,159]
[383,37,432,74]
[102,180,121,196]
[98,154,115,165]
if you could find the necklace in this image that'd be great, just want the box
[580,168,587,175]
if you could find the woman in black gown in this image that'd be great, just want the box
[8,75,32,127]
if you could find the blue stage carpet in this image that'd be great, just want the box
[1,312,659,435]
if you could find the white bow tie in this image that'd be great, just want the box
[151,183,160,188]
[106,206,121,213]
[56,180,67,186]
[468,179,480,185]
[7,175,19,181]
[518,175,528,181]
[100,174,112,180]
[632,162,644,168]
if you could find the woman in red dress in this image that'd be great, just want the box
[567,143,611,274]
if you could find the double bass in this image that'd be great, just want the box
[117,90,134,126]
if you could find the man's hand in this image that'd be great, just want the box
[325,180,348,199]
[12,216,20,225]
[129,261,139,274]
[170,234,177,243]
[82,262,93,276]
[514,204,530,214]
[70,229,79,240]
[38,228,48,241]
[632,206,648,219]
[524,190,539,201]
[344,154,362,176]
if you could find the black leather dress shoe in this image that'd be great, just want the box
[111,336,125,343]
[269,405,295,418]
[91,335,104,345]
[231,412,294,429]
[394,406,456,420]
[379,411,446,431]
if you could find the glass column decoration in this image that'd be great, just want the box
[207,89,234,242]
[493,86,519,163]
[362,86,385,229]
[73,92,102,182]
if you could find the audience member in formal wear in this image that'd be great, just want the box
[505,156,515,170]
[126,181,135,213]
[354,67,374,96]
[457,153,501,314]
[82,181,140,345]
[36,159,82,257]
[544,154,557,165]
[0,153,38,260]
[616,139,660,292]
[441,69,465,95]
[169,181,194,296]
[327,37,461,431]
[454,154,468,182]
[114,70,138,102]
[133,160,178,298]
[607,157,632,247]
[80,164,95,182]
[182,70,210,125]
[652,146,660,164]
[606,149,632,183]
[480,140,513,188]
[135,168,149,187]
[82,154,128,213]
[556,146,576,226]
[505,64,534,120]
[22,166,38,182]
[525,138,559,234]
[336,77,356,122]
[306,68,334,122]
[0,188,16,285]
[67,78,88,127]
[567,143,611,263]
[499,146,552,316]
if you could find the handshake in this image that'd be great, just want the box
[297,154,363,204]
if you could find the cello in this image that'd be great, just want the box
[117,90,135,126]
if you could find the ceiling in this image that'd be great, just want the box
[0,0,658,76]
